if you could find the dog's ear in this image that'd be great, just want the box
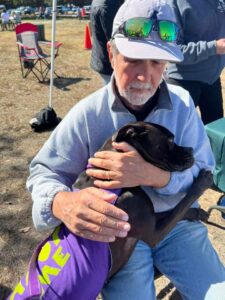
[150,123,175,139]
[113,125,137,143]
[99,125,136,151]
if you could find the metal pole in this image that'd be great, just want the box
[49,0,57,108]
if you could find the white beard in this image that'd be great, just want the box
[119,82,157,106]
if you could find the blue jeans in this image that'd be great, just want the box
[102,221,225,300]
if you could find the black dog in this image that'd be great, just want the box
[74,121,213,277]
[9,122,212,300]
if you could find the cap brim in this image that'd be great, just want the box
[114,37,183,63]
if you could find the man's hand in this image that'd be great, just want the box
[52,188,130,242]
[86,142,170,189]
[216,38,225,55]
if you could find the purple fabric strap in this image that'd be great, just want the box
[26,189,81,297]
[27,236,50,298]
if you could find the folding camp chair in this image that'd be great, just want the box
[15,23,62,83]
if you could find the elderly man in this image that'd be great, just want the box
[27,0,225,299]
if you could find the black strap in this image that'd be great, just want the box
[182,208,209,222]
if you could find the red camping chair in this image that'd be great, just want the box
[15,23,62,83]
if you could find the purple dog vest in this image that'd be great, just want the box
[8,225,110,300]
[8,188,121,300]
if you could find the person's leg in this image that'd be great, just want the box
[166,78,202,107]
[153,220,225,300]
[2,21,6,31]
[5,21,9,30]
[198,78,224,124]
[102,241,156,300]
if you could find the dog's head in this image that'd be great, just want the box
[112,121,194,172]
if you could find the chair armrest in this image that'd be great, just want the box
[17,42,35,51]
[39,41,62,49]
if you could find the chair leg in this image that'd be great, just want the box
[18,57,60,83]
[19,59,44,83]
[54,70,61,79]
[32,60,49,83]
[39,59,60,82]
[39,60,51,82]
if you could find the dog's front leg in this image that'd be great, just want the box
[146,169,213,247]
[108,237,138,278]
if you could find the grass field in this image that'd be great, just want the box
[0,18,225,300]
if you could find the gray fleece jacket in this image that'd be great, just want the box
[167,0,225,84]
[27,79,214,231]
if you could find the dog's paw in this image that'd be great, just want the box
[194,169,213,192]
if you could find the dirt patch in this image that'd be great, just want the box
[0,19,225,300]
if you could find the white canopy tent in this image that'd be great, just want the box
[30,0,61,132]
[29,0,61,132]
[49,0,57,108]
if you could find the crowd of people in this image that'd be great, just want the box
[0,9,21,31]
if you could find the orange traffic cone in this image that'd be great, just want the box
[84,24,92,50]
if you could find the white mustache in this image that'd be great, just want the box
[128,82,153,90]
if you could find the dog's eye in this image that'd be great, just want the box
[127,128,134,135]
[168,137,174,144]
[140,132,148,137]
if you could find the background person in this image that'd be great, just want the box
[90,0,124,85]
[44,7,51,19]
[1,9,9,31]
[77,6,81,19]
[26,0,225,299]
[166,0,225,124]
[11,10,21,27]
[37,6,44,19]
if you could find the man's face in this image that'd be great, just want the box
[108,43,167,110]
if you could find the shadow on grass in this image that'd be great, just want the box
[157,281,182,300]
[0,135,14,152]
[0,208,49,290]
[43,76,91,91]
[0,285,12,300]
[0,191,18,205]
[0,133,25,187]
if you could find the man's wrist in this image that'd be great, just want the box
[153,169,171,188]
[52,191,68,220]
[143,163,171,188]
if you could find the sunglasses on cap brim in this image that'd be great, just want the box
[114,17,179,42]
